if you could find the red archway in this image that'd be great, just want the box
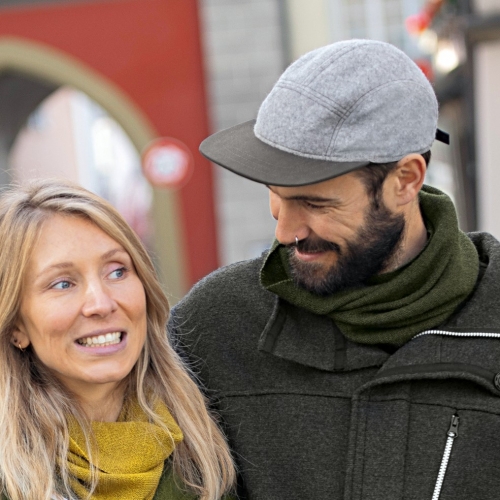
[0,0,216,296]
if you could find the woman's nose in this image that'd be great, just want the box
[81,282,117,318]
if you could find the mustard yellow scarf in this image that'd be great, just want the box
[67,400,183,500]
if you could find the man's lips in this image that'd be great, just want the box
[294,248,328,262]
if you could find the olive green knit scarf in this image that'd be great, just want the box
[261,185,479,346]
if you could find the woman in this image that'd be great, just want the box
[0,180,235,500]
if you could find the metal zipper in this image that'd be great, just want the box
[410,330,496,498]
[415,329,500,339]
[432,414,460,500]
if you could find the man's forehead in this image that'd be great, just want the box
[267,171,362,198]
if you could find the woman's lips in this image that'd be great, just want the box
[74,332,127,354]
[77,331,122,347]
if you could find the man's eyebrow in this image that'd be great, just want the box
[287,195,337,203]
[266,186,340,203]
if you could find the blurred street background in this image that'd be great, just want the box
[0,0,498,301]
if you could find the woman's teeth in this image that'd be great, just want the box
[77,332,122,347]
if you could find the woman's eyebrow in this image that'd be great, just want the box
[35,262,73,280]
[100,248,127,260]
[35,248,127,280]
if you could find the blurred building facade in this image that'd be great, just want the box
[0,0,499,297]
[471,0,500,238]
[199,0,287,265]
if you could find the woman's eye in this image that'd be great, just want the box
[52,280,71,290]
[109,267,127,279]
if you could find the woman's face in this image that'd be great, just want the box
[13,214,148,399]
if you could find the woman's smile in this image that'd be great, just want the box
[76,330,123,347]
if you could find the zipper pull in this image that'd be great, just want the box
[447,414,459,438]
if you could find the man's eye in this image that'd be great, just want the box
[305,202,322,209]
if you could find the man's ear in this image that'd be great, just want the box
[11,322,30,350]
[391,153,427,206]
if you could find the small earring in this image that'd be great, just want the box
[18,343,25,352]
[295,236,299,246]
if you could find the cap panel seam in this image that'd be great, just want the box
[343,78,436,116]
[303,42,372,86]
[327,79,438,159]
[276,80,348,118]
[254,129,357,161]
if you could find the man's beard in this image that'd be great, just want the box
[287,201,406,296]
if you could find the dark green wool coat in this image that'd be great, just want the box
[170,232,500,500]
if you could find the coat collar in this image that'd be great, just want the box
[259,297,390,372]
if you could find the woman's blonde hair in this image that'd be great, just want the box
[0,179,235,500]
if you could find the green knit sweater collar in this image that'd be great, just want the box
[261,185,479,347]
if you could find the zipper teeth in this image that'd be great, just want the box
[432,415,459,500]
[432,435,455,500]
[415,329,500,339]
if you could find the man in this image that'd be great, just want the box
[170,40,500,500]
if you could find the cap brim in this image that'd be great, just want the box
[199,120,369,187]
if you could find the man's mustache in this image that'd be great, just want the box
[288,237,341,255]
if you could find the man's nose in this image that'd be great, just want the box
[271,199,309,245]
[81,281,117,318]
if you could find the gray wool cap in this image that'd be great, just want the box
[200,39,445,186]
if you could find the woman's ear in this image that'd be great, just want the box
[390,154,427,206]
[11,323,30,350]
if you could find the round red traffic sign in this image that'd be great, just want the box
[142,137,194,189]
